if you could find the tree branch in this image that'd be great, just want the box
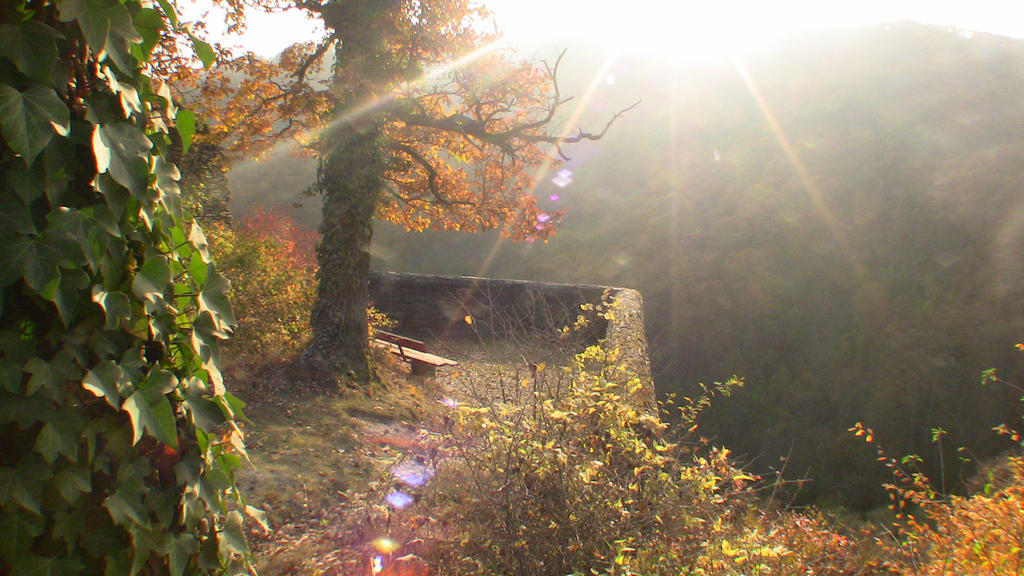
[388,142,475,207]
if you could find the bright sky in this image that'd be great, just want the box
[182,0,1024,61]
[487,0,1024,62]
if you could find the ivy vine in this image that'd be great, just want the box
[0,0,257,574]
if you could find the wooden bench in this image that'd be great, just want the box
[372,330,458,377]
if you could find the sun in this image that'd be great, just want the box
[483,0,813,65]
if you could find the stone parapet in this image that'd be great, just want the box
[368,271,655,409]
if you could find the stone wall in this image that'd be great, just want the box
[368,271,655,409]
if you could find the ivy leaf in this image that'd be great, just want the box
[53,466,91,503]
[103,491,149,528]
[82,360,127,409]
[0,22,63,85]
[92,288,131,331]
[188,223,211,264]
[3,159,45,205]
[41,267,90,327]
[93,122,152,197]
[139,368,178,396]
[168,532,195,576]
[0,510,45,564]
[132,8,164,61]
[219,511,249,557]
[183,390,226,433]
[57,0,141,72]
[121,392,150,446]
[0,358,22,394]
[23,357,55,397]
[0,84,71,166]
[198,263,236,332]
[122,391,177,447]
[0,226,79,291]
[245,505,270,532]
[155,0,178,28]
[131,254,170,303]
[10,554,82,576]
[0,194,37,235]
[188,34,216,69]
[34,421,79,464]
[176,108,195,155]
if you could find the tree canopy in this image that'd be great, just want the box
[181,0,631,378]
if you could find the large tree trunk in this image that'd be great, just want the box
[305,127,384,379]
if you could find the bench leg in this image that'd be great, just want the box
[410,360,436,378]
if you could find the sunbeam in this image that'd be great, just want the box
[733,58,866,275]
[470,51,622,280]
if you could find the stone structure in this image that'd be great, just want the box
[368,271,655,409]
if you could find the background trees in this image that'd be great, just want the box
[227,23,1024,508]
[0,0,255,573]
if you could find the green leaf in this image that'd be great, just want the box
[103,491,149,528]
[93,122,152,197]
[0,510,45,564]
[23,357,55,397]
[92,288,132,330]
[82,360,126,409]
[245,505,270,532]
[122,391,176,447]
[0,358,22,393]
[176,108,195,155]
[155,0,178,28]
[103,69,142,118]
[41,266,89,327]
[3,159,45,205]
[198,264,236,331]
[132,9,164,61]
[131,254,170,303]
[188,223,211,264]
[121,392,149,446]
[153,156,181,214]
[168,532,195,576]
[0,194,37,235]
[0,84,71,166]
[0,22,63,85]
[0,225,80,290]
[189,34,216,69]
[57,0,141,72]
[53,466,91,503]
[219,511,249,557]
[148,395,178,448]
[10,554,82,576]
[34,421,79,464]
[139,368,178,395]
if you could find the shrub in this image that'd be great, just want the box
[425,345,737,575]
[853,419,1024,576]
[207,209,318,362]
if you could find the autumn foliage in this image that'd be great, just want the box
[207,208,318,361]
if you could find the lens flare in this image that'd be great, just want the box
[371,555,384,574]
[386,490,415,509]
[392,460,434,487]
[371,537,401,554]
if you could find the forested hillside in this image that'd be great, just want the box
[229,23,1024,508]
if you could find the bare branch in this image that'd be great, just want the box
[389,142,475,207]
[294,34,337,84]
